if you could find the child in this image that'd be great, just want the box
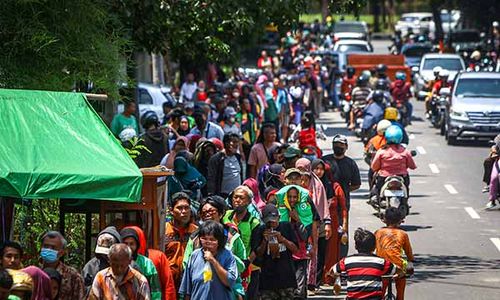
[298,111,321,158]
[328,228,400,299]
[375,207,414,300]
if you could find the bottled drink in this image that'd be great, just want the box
[341,233,348,245]
[268,229,280,258]
[333,277,342,295]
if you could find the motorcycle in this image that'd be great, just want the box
[340,91,352,123]
[352,103,366,137]
[391,100,410,127]
[429,88,450,135]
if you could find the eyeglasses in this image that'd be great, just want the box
[200,237,218,244]
[201,208,218,216]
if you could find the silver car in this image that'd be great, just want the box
[414,53,465,96]
[444,72,500,145]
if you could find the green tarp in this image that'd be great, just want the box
[0,89,142,202]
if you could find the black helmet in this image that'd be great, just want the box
[376,64,387,75]
[141,110,159,129]
[372,90,385,103]
[346,66,355,76]
[357,75,369,86]
[375,78,388,90]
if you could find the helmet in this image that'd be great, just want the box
[357,75,369,86]
[471,50,481,60]
[119,128,137,142]
[376,64,387,75]
[432,66,443,76]
[377,119,392,135]
[290,86,303,99]
[372,90,385,103]
[385,125,403,144]
[395,71,407,81]
[209,137,224,151]
[493,21,500,28]
[417,35,426,43]
[140,110,159,129]
[384,107,399,121]
[361,70,371,79]
[346,66,355,76]
[439,69,450,78]
[375,78,388,90]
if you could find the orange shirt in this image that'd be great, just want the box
[375,227,414,270]
[164,222,198,288]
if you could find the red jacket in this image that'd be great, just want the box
[341,76,357,95]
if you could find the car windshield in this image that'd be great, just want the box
[422,58,463,70]
[455,78,500,98]
[451,31,480,43]
[337,44,369,52]
[400,16,419,22]
[404,46,432,57]
[334,23,365,33]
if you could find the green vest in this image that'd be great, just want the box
[275,185,313,227]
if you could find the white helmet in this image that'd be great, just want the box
[290,86,303,99]
[376,119,392,135]
[432,66,443,75]
[119,128,137,142]
[470,50,481,60]
[439,69,450,78]
[493,21,499,28]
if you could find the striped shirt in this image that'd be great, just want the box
[88,267,151,300]
[333,253,396,300]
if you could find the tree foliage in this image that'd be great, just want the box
[0,0,128,98]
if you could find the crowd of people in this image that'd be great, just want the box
[1,22,418,300]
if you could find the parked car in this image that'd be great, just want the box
[444,72,500,144]
[118,83,177,129]
[333,21,369,41]
[414,53,465,95]
[333,39,373,53]
[395,13,433,36]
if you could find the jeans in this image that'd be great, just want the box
[293,260,308,299]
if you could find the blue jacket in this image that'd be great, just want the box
[362,102,385,130]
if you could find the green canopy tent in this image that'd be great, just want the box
[0,89,142,201]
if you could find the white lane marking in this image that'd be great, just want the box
[409,134,415,140]
[444,184,458,194]
[429,163,440,174]
[464,207,480,219]
[490,238,500,252]
[416,146,426,154]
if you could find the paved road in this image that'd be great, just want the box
[308,39,500,299]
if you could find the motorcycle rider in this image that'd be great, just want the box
[348,75,372,130]
[424,66,442,117]
[361,90,386,142]
[370,125,417,203]
[384,107,409,145]
[374,64,390,82]
[365,119,392,190]
[341,66,357,96]
[390,72,413,125]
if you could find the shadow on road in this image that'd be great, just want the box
[400,224,432,232]
[409,254,500,290]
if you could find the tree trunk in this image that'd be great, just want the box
[382,0,387,29]
[430,0,444,44]
[321,0,329,23]
[372,0,381,33]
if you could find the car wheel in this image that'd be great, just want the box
[447,135,457,145]
[440,117,446,136]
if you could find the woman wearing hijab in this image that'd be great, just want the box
[168,156,206,212]
[161,136,190,169]
[311,160,348,285]
[295,158,331,294]
[178,116,191,136]
[21,266,52,300]
[242,178,266,211]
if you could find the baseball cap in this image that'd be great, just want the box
[284,146,301,159]
[332,134,348,145]
[95,233,116,255]
[284,168,302,178]
[261,204,280,223]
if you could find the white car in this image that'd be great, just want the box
[395,13,433,36]
[333,39,373,53]
[414,53,465,93]
[429,10,461,37]
[333,21,369,41]
[118,83,176,129]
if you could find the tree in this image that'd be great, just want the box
[0,0,128,98]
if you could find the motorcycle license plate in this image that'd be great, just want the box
[384,190,404,197]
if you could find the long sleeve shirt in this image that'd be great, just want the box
[371,144,416,177]
[489,160,500,201]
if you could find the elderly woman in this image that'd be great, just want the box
[182,196,247,299]
[179,221,238,300]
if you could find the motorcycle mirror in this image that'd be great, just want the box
[410,150,418,157]
[411,66,419,73]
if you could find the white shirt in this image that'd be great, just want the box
[180,82,197,102]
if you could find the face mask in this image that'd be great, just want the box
[40,248,59,263]
[333,146,346,156]
[229,117,236,123]
[233,92,240,98]
[234,205,247,214]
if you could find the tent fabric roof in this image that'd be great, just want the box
[0,89,142,202]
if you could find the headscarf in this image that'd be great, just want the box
[275,185,313,227]
[123,226,148,256]
[311,159,334,199]
[174,156,206,190]
[296,158,329,221]
[165,136,190,168]
[187,134,202,154]
[22,266,52,300]
[243,178,266,211]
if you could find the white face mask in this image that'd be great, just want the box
[233,92,240,98]
[229,117,236,123]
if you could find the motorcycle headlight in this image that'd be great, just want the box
[450,108,469,121]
